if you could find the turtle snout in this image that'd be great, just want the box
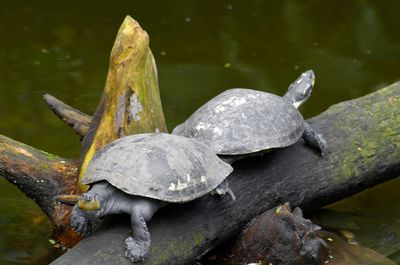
[78,193,101,211]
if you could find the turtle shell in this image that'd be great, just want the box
[81,133,233,203]
[173,88,305,155]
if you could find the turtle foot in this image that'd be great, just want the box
[125,236,151,263]
[71,206,93,237]
[302,122,329,156]
[212,180,236,201]
[315,133,328,156]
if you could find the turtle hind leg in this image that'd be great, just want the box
[212,179,236,201]
[125,199,161,263]
[125,216,150,263]
[302,122,328,156]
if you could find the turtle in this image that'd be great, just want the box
[172,70,328,162]
[71,133,234,263]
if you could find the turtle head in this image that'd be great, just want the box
[78,193,101,211]
[284,70,315,109]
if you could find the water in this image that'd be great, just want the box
[0,1,400,264]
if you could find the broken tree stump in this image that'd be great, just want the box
[0,16,167,248]
[79,16,167,191]
[50,82,400,264]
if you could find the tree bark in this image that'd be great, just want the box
[50,82,400,265]
[79,16,167,191]
[0,135,81,247]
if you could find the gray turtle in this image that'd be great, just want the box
[172,70,327,162]
[71,133,234,263]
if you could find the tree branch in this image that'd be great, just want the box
[0,134,81,247]
[43,94,91,139]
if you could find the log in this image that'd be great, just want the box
[222,203,395,265]
[0,135,81,247]
[224,203,327,265]
[50,82,400,264]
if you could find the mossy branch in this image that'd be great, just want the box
[0,134,81,247]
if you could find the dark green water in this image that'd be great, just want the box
[0,1,400,264]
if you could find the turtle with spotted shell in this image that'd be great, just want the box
[71,133,234,263]
[173,70,328,162]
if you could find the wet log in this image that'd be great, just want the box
[221,203,395,265]
[0,135,81,247]
[223,203,327,265]
[51,82,400,265]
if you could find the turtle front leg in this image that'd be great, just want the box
[125,199,160,263]
[302,122,328,156]
[71,205,94,237]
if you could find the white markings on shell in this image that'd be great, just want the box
[213,126,223,136]
[168,179,188,191]
[176,180,188,190]
[186,174,191,182]
[194,121,222,136]
[214,96,248,113]
[214,105,227,113]
[200,176,206,182]
[195,121,212,131]
[129,94,143,122]
[168,182,176,191]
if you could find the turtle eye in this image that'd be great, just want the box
[83,194,92,201]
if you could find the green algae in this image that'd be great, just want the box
[325,83,400,183]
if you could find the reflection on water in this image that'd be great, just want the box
[0,183,52,265]
[0,1,400,264]
[320,178,400,264]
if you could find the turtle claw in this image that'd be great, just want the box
[315,133,328,156]
[125,236,151,263]
[212,180,236,201]
[71,206,93,237]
